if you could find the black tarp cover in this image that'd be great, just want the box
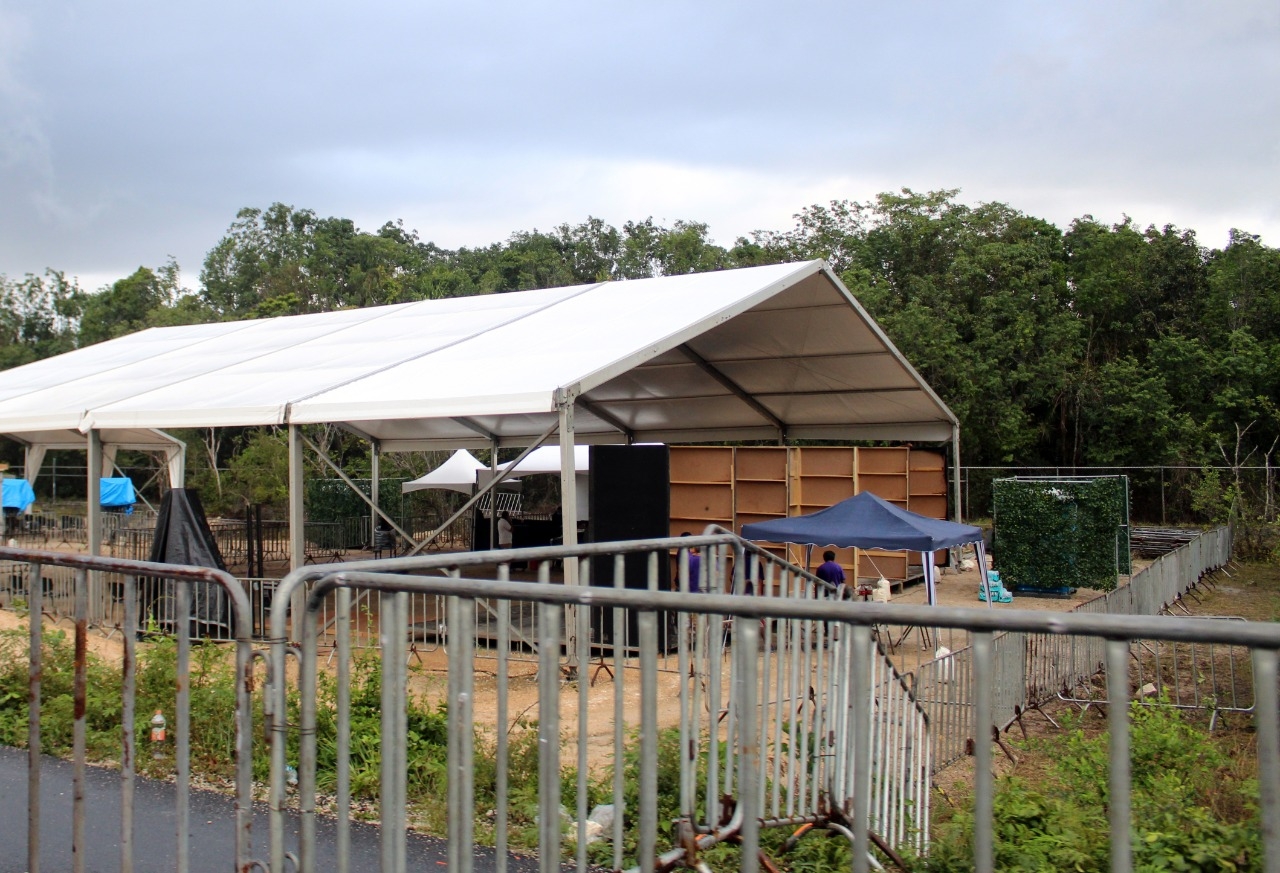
[147,488,232,634]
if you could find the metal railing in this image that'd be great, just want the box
[0,545,256,873]
[268,533,931,872]
[913,526,1235,772]
[5,528,1279,873]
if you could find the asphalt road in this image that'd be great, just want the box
[0,747,546,872]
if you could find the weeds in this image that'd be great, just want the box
[916,703,1262,872]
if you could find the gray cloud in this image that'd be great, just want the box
[1,0,1276,289]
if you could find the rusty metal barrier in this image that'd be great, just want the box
[0,545,257,873]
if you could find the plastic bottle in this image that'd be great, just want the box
[150,709,166,758]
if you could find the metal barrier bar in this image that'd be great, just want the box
[71,567,87,873]
[1254,648,1280,873]
[278,537,1276,872]
[1107,639,1133,873]
[27,562,42,873]
[0,545,256,873]
[973,632,994,873]
[915,526,1233,775]
[7,527,1269,872]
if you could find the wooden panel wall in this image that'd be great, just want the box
[668,445,948,584]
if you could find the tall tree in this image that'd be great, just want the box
[77,260,185,346]
[0,270,82,367]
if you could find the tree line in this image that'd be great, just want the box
[2,190,1277,527]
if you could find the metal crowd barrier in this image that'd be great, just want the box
[267,534,932,873]
[0,545,256,873]
[912,526,1235,772]
[6,527,1279,873]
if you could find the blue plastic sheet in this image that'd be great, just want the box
[100,477,135,512]
[1,479,35,511]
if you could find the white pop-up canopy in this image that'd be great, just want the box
[402,450,487,494]
[489,446,591,478]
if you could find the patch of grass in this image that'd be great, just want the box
[1196,561,1280,623]
[915,703,1263,872]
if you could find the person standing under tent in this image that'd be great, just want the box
[679,531,702,592]
[498,511,514,549]
[815,550,845,585]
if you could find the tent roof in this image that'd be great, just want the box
[401,450,486,494]
[741,491,982,552]
[493,445,591,478]
[0,261,958,451]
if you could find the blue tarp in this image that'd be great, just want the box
[100,477,136,510]
[1,479,35,512]
[741,490,983,553]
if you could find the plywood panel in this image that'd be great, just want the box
[796,475,856,509]
[670,482,733,521]
[736,480,787,516]
[856,475,909,503]
[908,494,948,519]
[908,449,944,473]
[857,549,908,580]
[735,446,787,482]
[858,446,909,475]
[799,447,855,477]
[670,446,732,483]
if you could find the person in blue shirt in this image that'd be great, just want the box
[815,550,846,585]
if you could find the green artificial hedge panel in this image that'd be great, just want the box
[306,478,406,528]
[992,477,1131,592]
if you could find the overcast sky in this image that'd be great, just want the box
[2,1,1277,293]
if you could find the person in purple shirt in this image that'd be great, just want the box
[815,550,846,585]
[679,531,702,592]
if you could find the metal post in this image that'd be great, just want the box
[1252,648,1280,873]
[557,394,581,675]
[288,425,305,640]
[973,632,994,872]
[370,440,380,551]
[537,601,562,873]
[72,568,87,873]
[1107,639,1133,873]
[489,439,498,552]
[951,423,963,522]
[86,431,103,622]
[27,562,43,873]
[175,581,191,873]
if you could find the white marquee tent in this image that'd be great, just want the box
[401,450,490,494]
[0,260,961,597]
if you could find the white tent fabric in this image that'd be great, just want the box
[477,446,592,519]
[0,261,957,452]
[491,446,591,478]
[401,450,487,494]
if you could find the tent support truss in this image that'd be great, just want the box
[676,343,787,442]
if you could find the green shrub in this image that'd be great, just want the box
[917,704,1262,872]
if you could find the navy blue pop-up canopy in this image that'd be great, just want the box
[742,491,988,606]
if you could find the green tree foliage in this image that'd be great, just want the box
[77,260,183,345]
[3,193,1279,526]
[0,269,82,367]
